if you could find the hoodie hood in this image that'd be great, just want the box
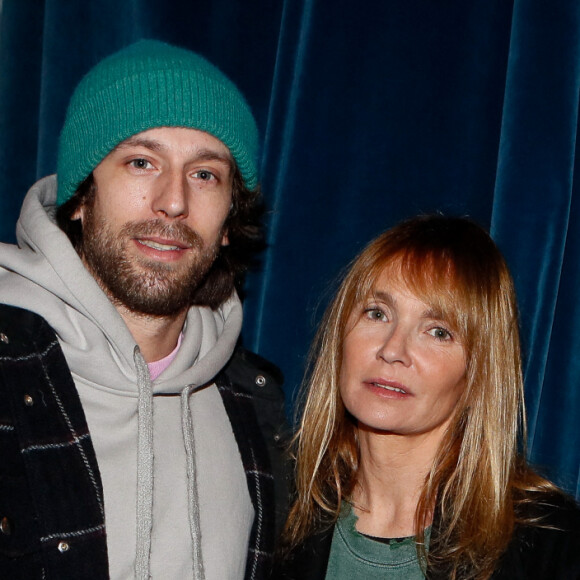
[0,174,242,394]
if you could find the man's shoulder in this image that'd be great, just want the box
[216,345,288,448]
[215,345,287,437]
[219,345,284,397]
[0,304,57,354]
[0,303,46,326]
[216,346,291,538]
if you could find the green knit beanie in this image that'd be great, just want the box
[56,39,259,205]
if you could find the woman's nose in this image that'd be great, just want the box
[376,326,411,366]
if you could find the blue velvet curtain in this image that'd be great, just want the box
[1,0,579,496]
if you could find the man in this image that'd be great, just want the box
[0,40,286,580]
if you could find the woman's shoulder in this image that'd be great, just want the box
[516,489,580,530]
[493,491,580,580]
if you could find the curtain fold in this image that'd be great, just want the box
[491,0,580,493]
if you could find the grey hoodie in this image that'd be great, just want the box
[0,175,253,579]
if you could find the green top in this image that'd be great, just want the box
[325,504,430,579]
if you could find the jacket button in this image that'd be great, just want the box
[58,541,70,553]
[24,394,34,406]
[0,333,8,344]
[0,517,11,535]
[255,375,266,387]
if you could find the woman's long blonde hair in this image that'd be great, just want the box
[282,215,558,579]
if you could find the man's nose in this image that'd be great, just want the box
[151,170,189,218]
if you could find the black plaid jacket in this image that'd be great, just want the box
[0,303,288,579]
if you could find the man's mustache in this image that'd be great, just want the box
[119,219,203,249]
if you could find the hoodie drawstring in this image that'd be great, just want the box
[134,347,154,580]
[133,347,205,580]
[181,385,205,580]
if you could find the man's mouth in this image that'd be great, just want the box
[135,232,193,253]
[138,239,184,251]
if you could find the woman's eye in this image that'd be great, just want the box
[364,308,387,322]
[428,327,452,341]
[129,158,152,170]
[193,170,216,181]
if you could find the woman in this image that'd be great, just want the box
[274,215,580,579]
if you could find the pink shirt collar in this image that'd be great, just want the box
[147,332,183,381]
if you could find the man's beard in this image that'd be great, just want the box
[79,203,221,317]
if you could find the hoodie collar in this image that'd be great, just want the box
[0,174,243,395]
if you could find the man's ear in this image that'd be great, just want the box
[71,205,85,222]
[221,231,229,246]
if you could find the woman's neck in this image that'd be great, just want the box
[351,427,440,538]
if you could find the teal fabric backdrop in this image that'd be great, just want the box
[1,0,579,496]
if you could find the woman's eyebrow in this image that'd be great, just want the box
[421,308,445,320]
[370,290,395,307]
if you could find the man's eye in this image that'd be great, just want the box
[364,308,387,322]
[130,158,152,170]
[193,170,216,181]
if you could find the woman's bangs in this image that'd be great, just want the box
[398,250,471,338]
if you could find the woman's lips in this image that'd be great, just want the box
[364,378,412,396]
